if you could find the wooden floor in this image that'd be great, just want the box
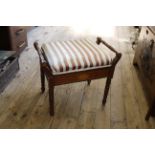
[0,26,155,128]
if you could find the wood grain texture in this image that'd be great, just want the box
[0,26,155,128]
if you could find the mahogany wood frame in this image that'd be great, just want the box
[34,37,122,116]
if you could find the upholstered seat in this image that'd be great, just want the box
[34,37,122,116]
[41,39,115,75]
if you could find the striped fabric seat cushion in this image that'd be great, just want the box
[41,39,115,75]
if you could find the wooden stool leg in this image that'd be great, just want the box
[41,68,45,93]
[145,101,155,121]
[102,77,111,105]
[87,80,91,86]
[49,83,54,116]
[145,109,151,121]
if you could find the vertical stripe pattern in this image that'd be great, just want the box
[41,39,115,74]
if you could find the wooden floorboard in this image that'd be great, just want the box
[0,26,155,128]
[109,36,127,129]
[124,27,155,128]
[117,27,143,128]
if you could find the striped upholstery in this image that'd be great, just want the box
[41,39,115,75]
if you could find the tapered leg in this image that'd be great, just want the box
[41,68,45,93]
[145,101,155,121]
[133,54,138,66]
[145,109,151,121]
[49,83,54,116]
[87,80,91,86]
[102,77,112,105]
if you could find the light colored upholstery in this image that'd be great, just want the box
[41,39,115,75]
